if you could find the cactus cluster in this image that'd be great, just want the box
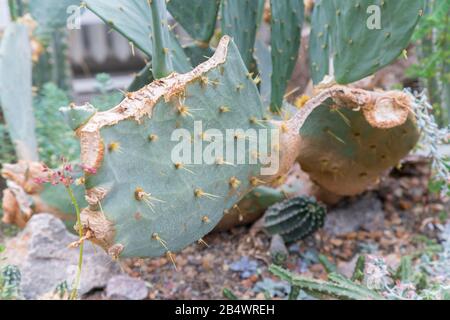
[65,42,420,259]
[84,0,425,112]
[1,0,428,262]
[264,196,326,243]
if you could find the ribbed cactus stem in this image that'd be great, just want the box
[264,196,326,243]
[150,0,174,78]
[269,265,384,300]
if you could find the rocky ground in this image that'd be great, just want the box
[1,160,448,300]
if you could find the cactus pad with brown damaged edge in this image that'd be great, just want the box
[291,86,420,196]
[69,36,277,259]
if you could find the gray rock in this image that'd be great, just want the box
[106,275,148,300]
[324,193,385,236]
[1,214,120,299]
[337,255,359,278]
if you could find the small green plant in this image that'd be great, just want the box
[222,288,238,300]
[408,0,450,126]
[405,89,450,197]
[269,263,384,300]
[32,158,89,300]
[34,83,79,168]
[0,265,22,300]
[90,73,123,111]
[270,222,450,300]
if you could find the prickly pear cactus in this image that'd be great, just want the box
[69,36,279,259]
[220,0,264,71]
[215,186,288,231]
[309,0,425,84]
[215,163,317,231]
[0,265,22,300]
[292,86,420,196]
[254,39,272,107]
[265,196,326,243]
[269,0,304,112]
[29,0,81,39]
[128,63,154,92]
[149,0,175,78]
[183,45,215,68]
[167,0,220,44]
[0,22,39,161]
[60,104,97,131]
[84,0,154,57]
[85,0,191,73]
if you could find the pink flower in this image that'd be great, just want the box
[80,163,97,175]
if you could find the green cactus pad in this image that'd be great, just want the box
[183,44,215,68]
[293,86,420,196]
[220,0,264,71]
[75,36,274,259]
[265,196,326,243]
[149,0,175,78]
[254,39,272,108]
[269,0,304,112]
[128,63,154,92]
[85,0,191,73]
[167,0,220,43]
[85,0,154,56]
[0,22,39,161]
[60,104,97,131]
[309,0,425,84]
[40,182,87,222]
[29,0,81,39]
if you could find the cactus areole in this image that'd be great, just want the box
[69,36,295,259]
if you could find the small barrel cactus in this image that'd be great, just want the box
[264,196,326,243]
